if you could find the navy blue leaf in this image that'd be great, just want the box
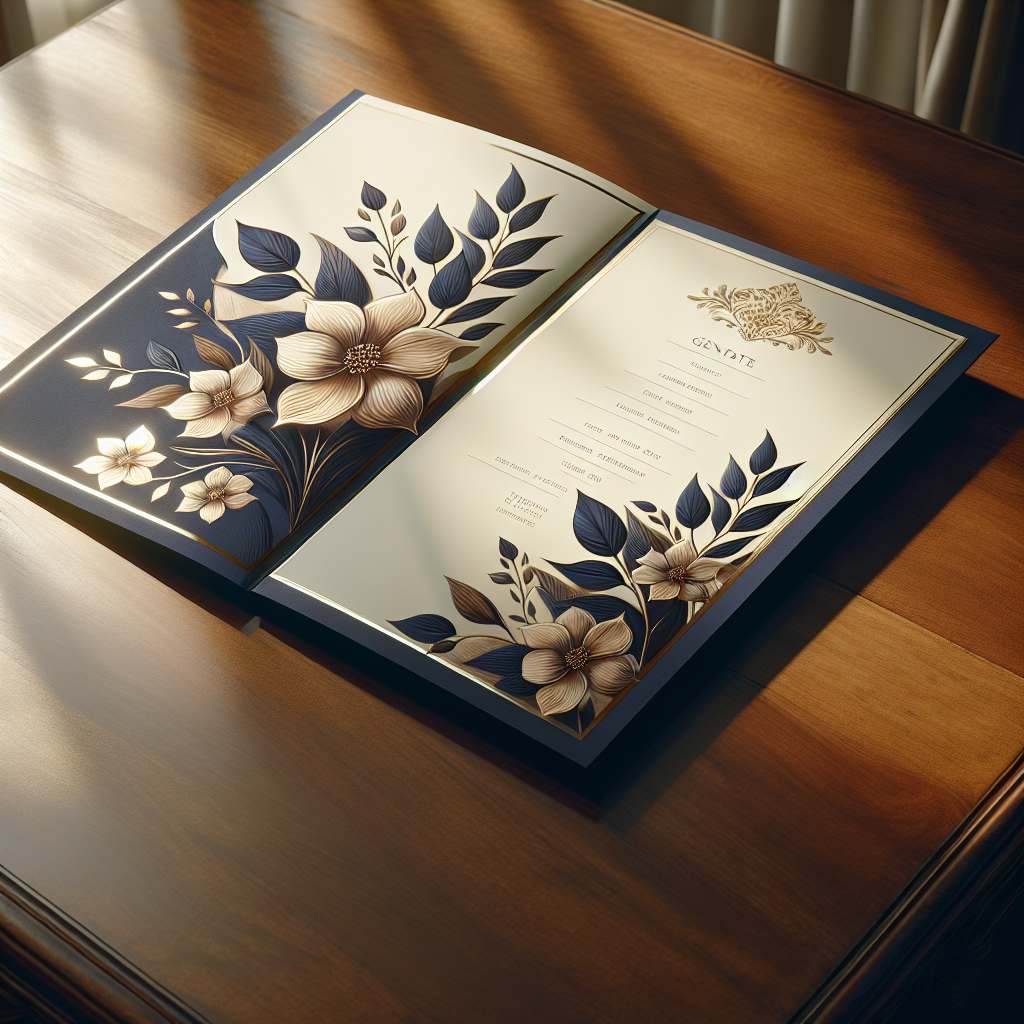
[440,296,511,325]
[710,487,731,535]
[546,559,625,592]
[675,475,711,529]
[466,644,531,675]
[624,508,670,575]
[235,499,274,565]
[312,234,371,306]
[499,537,518,559]
[752,462,804,497]
[549,596,645,662]
[146,340,181,372]
[633,501,657,513]
[731,499,798,532]
[389,614,457,643]
[509,195,554,233]
[455,230,486,278]
[721,455,747,500]
[578,697,595,731]
[703,536,754,559]
[414,205,454,264]
[496,165,526,213]
[237,222,300,272]
[749,431,778,474]
[733,553,753,566]
[396,255,406,277]
[645,602,690,663]
[428,252,473,309]
[493,236,559,269]
[360,181,387,210]
[495,674,541,697]
[222,311,306,356]
[344,226,377,243]
[459,322,502,341]
[488,572,515,585]
[218,274,303,301]
[245,469,286,505]
[482,268,550,288]
[573,491,627,557]
[468,191,500,240]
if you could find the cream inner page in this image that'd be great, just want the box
[270,219,963,731]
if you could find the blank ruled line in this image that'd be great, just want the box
[666,339,765,380]
[605,388,719,437]
[656,360,748,398]
[622,370,729,415]
[549,418,671,474]
[574,397,695,451]
[467,454,563,498]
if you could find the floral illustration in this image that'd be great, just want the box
[688,282,834,354]
[75,426,165,490]
[176,466,257,524]
[66,169,559,565]
[392,431,805,735]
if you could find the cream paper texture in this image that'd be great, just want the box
[273,219,961,685]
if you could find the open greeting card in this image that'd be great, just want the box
[0,92,994,765]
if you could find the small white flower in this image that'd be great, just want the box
[164,362,271,438]
[176,467,257,524]
[76,426,165,490]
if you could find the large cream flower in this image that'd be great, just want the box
[176,466,257,524]
[165,361,271,438]
[274,290,473,432]
[76,425,165,490]
[631,538,737,602]
[520,607,638,716]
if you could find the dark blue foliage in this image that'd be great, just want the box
[237,222,300,272]
[428,252,473,309]
[731,499,798,532]
[146,340,181,371]
[645,602,689,662]
[235,498,274,565]
[675,475,711,529]
[624,508,667,575]
[492,236,559,268]
[496,165,526,213]
[752,462,804,497]
[459,322,502,340]
[440,296,511,325]
[414,205,454,264]
[344,226,377,243]
[481,269,550,288]
[246,469,286,505]
[703,536,754,559]
[749,431,778,474]
[578,697,595,730]
[499,537,518,559]
[389,614,457,643]
[222,311,306,357]
[633,501,657,513]
[396,255,406,277]
[546,559,625,592]
[509,195,554,233]
[721,455,747,500]
[495,674,541,698]
[455,230,486,278]
[468,191,500,240]
[313,234,371,306]
[219,274,303,301]
[360,181,387,210]
[488,572,515,585]
[572,491,627,557]
[710,487,731,535]
[466,644,531,675]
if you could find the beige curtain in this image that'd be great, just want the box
[627,0,1023,151]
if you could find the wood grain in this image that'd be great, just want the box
[1,2,1022,1022]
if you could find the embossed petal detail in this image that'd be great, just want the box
[164,361,271,437]
[521,608,638,716]
[176,466,256,524]
[631,539,736,602]
[275,290,476,431]
[76,426,165,490]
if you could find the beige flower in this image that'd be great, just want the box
[76,425,165,490]
[631,538,737,602]
[176,466,257,524]
[274,289,474,432]
[165,361,271,438]
[520,607,638,716]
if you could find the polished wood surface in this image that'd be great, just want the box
[1,2,1021,1022]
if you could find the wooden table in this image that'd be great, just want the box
[1,2,1021,1021]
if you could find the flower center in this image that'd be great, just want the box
[207,486,226,501]
[667,565,691,582]
[115,452,134,466]
[343,343,382,375]
[211,388,236,409]
[564,646,589,671]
